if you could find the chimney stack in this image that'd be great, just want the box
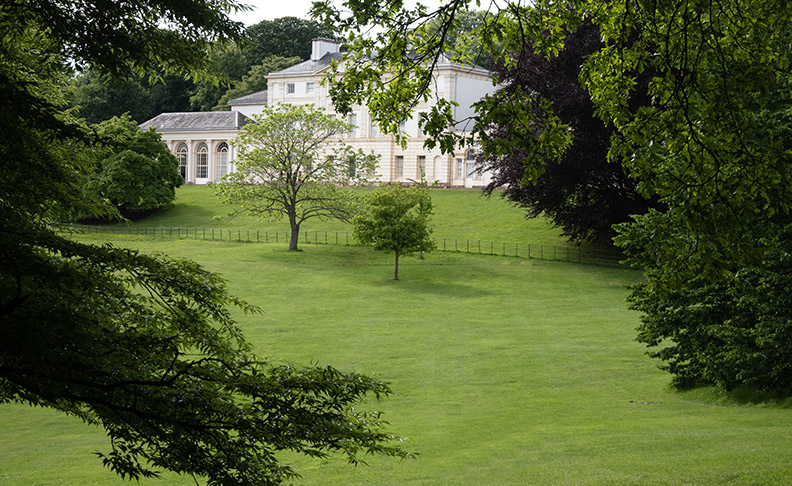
[311,38,340,61]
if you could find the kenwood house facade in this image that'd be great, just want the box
[140,38,497,188]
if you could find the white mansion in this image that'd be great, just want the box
[140,38,496,188]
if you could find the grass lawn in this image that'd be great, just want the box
[2,233,792,485]
[108,185,582,248]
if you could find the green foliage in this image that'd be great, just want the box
[1,1,407,483]
[421,8,494,69]
[353,184,435,280]
[244,17,336,66]
[617,213,792,393]
[189,16,335,112]
[85,115,183,212]
[215,103,378,250]
[0,217,408,484]
[318,0,792,394]
[3,0,246,81]
[189,42,252,112]
[68,69,196,124]
[213,56,302,110]
[312,0,472,150]
[312,0,578,153]
[592,1,792,393]
[68,70,151,124]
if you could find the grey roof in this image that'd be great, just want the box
[139,111,250,132]
[267,51,490,78]
[268,52,345,77]
[227,90,268,106]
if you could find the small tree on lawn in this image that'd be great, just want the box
[354,183,435,280]
[215,103,377,250]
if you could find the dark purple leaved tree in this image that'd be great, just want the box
[479,22,658,243]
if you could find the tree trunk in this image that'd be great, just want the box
[289,216,300,251]
[393,252,399,280]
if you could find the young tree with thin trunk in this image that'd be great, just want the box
[215,103,377,251]
[353,183,435,280]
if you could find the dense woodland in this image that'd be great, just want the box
[66,17,335,124]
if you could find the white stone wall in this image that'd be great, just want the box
[222,55,498,188]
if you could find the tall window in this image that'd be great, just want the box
[287,83,295,94]
[196,143,208,179]
[418,155,426,178]
[176,143,188,181]
[348,114,358,137]
[216,142,229,180]
[348,157,356,178]
[306,82,315,94]
[370,118,378,137]
[466,149,477,179]
[456,158,463,179]
[396,156,404,178]
[398,120,406,135]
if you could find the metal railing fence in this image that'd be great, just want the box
[56,224,625,266]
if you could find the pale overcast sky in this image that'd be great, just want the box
[231,0,316,24]
[230,0,443,25]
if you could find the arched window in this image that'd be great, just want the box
[216,142,229,180]
[176,143,188,181]
[466,149,477,179]
[196,143,208,179]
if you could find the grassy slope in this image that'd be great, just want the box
[3,189,792,485]
[118,185,580,248]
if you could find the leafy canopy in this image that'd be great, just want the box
[1,1,409,483]
[478,20,657,243]
[314,0,792,393]
[215,103,378,250]
[190,16,336,113]
[353,183,435,280]
[213,56,302,111]
[83,114,183,213]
